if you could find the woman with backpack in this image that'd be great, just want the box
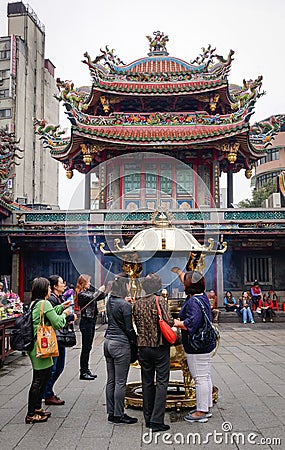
[26,277,72,424]
[174,271,216,423]
[43,275,77,406]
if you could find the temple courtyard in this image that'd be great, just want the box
[0,322,284,450]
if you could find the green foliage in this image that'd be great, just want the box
[238,179,277,208]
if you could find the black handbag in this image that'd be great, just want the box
[56,324,77,347]
[189,297,218,351]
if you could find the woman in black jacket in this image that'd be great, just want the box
[75,274,105,380]
[103,274,138,425]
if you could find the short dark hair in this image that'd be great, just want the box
[183,271,206,295]
[141,273,162,295]
[31,277,50,301]
[111,273,129,298]
[48,274,61,291]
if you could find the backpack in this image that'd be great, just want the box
[189,297,218,351]
[10,301,38,352]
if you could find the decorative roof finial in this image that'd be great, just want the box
[146,31,169,56]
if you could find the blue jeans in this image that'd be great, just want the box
[43,346,66,399]
[243,307,254,323]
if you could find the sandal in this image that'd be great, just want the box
[35,408,51,418]
[25,413,48,424]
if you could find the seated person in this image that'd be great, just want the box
[250,280,262,311]
[223,291,237,312]
[258,294,274,322]
[207,289,219,323]
[268,288,279,310]
[239,291,254,324]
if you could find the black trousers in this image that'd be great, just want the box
[139,346,170,425]
[28,367,51,416]
[79,317,96,373]
[261,308,273,320]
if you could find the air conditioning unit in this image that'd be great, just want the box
[267,192,281,208]
[16,197,28,205]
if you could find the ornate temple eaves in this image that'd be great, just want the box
[92,77,228,95]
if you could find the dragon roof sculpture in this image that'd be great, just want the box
[0,128,24,202]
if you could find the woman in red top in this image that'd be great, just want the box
[258,294,274,322]
[250,281,262,310]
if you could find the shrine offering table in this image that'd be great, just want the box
[0,317,16,368]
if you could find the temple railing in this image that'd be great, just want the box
[2,208,285,236]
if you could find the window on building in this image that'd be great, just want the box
[145,164,157,194]
[124,164,141,194]
[257,148,279,165]
[50,260,71,284]
[176,168,193,195]
[0,50,10,59]
[0,69,10,78]
[160,164,172,195]
[271,148,279,161]
[0,89,9,98]
[0,108,11,118]
[245,256,272,284]
[256,171,280,188]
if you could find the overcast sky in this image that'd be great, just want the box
[1,0,284,208]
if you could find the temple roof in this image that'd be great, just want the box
[34,32,285,177]
[110,56,205,74]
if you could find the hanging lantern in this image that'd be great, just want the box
[83,153,93,165]
[209,94,220,112]
[66,169,73,179]
[245,168,252,179]
[81,143,93,165]
[227,151,237,164]
[221,141,239,164]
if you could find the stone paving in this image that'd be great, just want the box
[0,322,285,450]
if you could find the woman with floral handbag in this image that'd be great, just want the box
[26,277,72,424]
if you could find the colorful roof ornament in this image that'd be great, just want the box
[146,31,169,56]
[249,115,285,149]
[0,127,24,202]
[33,33,285,177]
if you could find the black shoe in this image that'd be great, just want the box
[86,369,97,378]
[145,421,150,428]
[108,414,114,423]
[149,422,170,432]
[114,414,138,424]
[79,372,96,380]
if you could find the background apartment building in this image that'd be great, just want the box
[0,1,59,208]
[255,125,285,189]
